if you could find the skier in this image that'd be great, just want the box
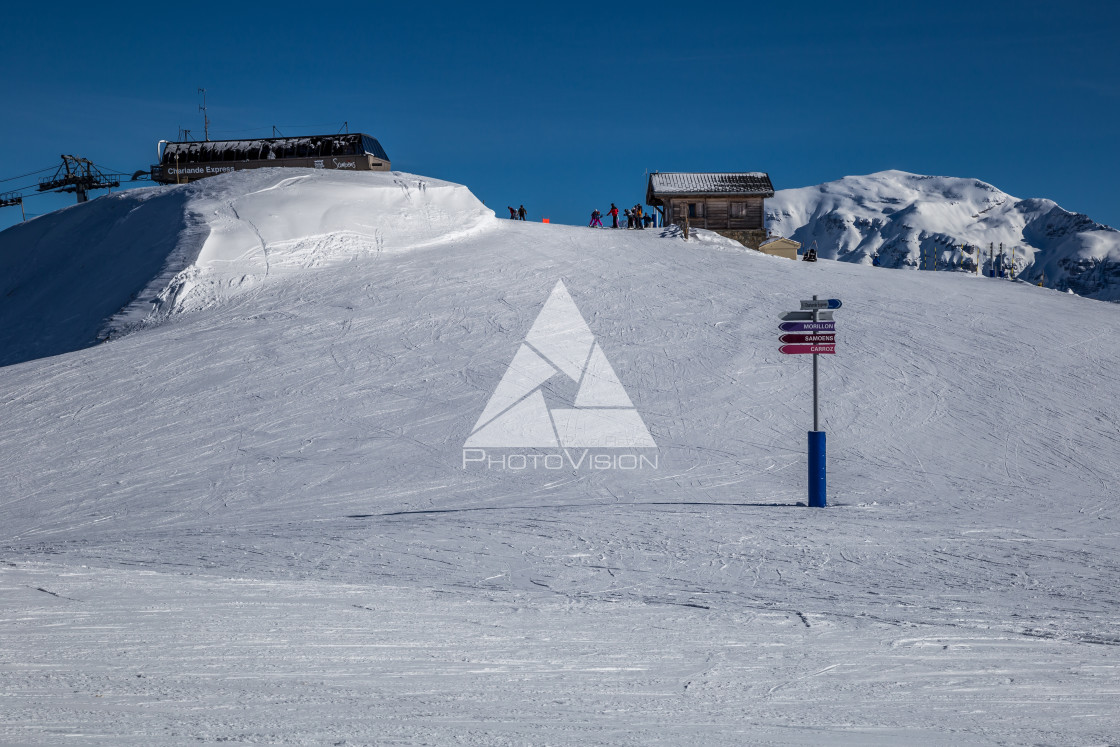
[624,208,633,229]
[508,206,517,219]
[589,209,603,228]
[634,204,644,229]
[517,205,527,221]
[607,203,619,228]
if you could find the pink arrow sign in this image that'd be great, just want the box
[779,333,835,344]
[780,344,835,355]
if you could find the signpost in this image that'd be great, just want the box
[779,295,841,508]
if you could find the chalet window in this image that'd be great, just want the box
[730,202,747,218]
[688,202,704,218]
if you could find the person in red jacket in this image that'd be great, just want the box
[607,203,619,228]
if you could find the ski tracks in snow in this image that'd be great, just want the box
[3,213,1120,744]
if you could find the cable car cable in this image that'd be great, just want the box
[0,166,57,183]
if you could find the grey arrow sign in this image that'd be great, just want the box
[779,310,834,322]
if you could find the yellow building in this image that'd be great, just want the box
[758,236,801,261]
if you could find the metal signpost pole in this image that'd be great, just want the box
[812,296,819,431]
[808,295,826,507]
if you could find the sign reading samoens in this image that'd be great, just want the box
[779,333,835,344]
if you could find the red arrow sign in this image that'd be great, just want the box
[780,344,835,355]
[779,333,835,344]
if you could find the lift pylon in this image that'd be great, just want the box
[0,191,25,221]
[38,155,120,203]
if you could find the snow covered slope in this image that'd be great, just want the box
[766,170,1120,301]
[0,169,493,366]
[2,169,1119,745]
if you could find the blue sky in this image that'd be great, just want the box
[2,0,1118,230]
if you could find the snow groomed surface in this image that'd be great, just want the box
[1,169,1119,744]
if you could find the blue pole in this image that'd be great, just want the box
[807,295,826,508]
[808,430,826,507]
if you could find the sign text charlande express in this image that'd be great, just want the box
[166,165,237,176]
[166,158,358,177]
[463,448,658,471]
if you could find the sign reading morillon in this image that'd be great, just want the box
[151,132,391,184]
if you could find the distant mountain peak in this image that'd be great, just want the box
[766,172,1120,302]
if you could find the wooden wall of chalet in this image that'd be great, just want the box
[667,197,765,230]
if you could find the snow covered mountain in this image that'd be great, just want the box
[766,170,1120,302]
[2,169,1119,744]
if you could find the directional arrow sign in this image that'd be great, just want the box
[779,310,834,322]
[780,333,835,344]
[801,298,842,310]
[779,321,836,332]
[780,344,835,355]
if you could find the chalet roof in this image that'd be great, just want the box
[760,236,801,249]
[648,172,774,198]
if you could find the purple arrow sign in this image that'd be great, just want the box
[779,333,835,344]
[779,321,836,332]
[780,344,835,355]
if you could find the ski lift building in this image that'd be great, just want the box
[646,171,774,249]
[151,133,391,184]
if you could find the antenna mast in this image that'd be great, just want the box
[198,88,211,141]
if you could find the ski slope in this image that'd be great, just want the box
[2,169,1119,745]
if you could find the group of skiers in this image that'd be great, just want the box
[589,203,654,229]
[504,201,656,228]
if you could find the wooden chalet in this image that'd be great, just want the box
[645,172,775,249]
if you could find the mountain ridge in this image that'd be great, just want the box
[765,169,1120,301]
